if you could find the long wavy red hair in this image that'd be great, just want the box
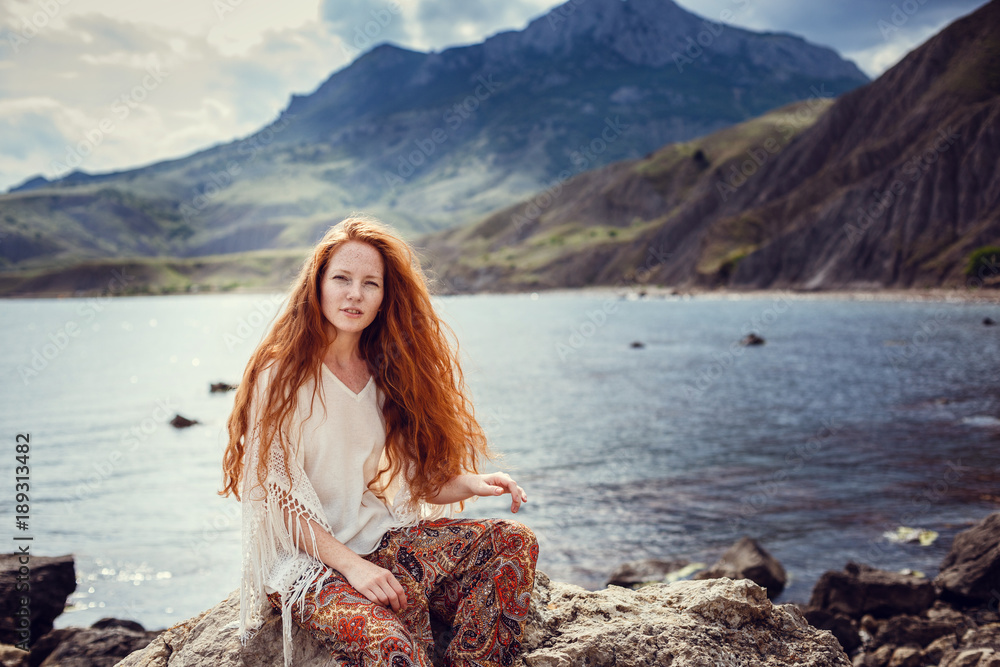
[220,214,491,504]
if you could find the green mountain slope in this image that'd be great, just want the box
[0,0,867,280]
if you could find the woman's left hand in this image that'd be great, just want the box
[467,472,527,513]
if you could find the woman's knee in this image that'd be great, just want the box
[488,518,538,560]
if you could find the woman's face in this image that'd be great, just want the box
[319,240,385,337]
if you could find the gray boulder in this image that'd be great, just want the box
[936,512,1000,606]
[115,571,850,667]
[808,562,935,619]
[0,555,76,647]
[694,537,787,599]
[32,623,159,667]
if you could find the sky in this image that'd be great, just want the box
[0,0,990,192]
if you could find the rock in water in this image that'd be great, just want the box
[694,537,787,599]
[935,512,1000,606]
[30,623,159,667]
[740,333,766,346]
[117,571,849,667]
[809,562,935,618]
[168,415,199,428]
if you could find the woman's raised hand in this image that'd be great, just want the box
[340,556,408,613]
[468,472,528,513]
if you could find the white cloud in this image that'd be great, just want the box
[0,1,352,189]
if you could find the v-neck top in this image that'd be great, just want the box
[287,363,400,555]
[321,361,374,400]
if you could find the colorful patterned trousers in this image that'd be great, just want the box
[267,517,539,667]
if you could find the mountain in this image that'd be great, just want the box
[0,0,867,276]
[420,0,1000,292]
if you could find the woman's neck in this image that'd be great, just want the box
[323,330,363,368]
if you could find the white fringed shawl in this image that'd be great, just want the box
[236,364,453,667]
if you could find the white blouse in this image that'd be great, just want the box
[290,362,401,555]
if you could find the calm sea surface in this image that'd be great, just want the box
[1,292,998,631]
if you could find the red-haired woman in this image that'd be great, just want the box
[220,215,538,667]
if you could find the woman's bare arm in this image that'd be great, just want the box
[424,472,527,513]
[280,505,408,612]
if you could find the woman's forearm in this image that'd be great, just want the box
[425,471,528,513]
[282,506,364,573]
[424,473,475,505]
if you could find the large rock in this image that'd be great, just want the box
[0,555,76,647]
[0,643,26,667]
[116,571,850,667]
[694,537,787,599]
[870,615,963,652]
[936,512,1000,606]
[936,623,1000,667]
[31,622,159,667]
[808,562,935,619]
[800,607,861,654]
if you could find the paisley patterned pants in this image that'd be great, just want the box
[267,517,539,667]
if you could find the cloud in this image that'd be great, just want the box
[410,0,551,49]
[0,6,351,189]
[672,0,989,77]
[320,0,410,56]
[319,0,555,53]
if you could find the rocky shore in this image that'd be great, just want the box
[2,512,997,666]
[549,285,1000,305]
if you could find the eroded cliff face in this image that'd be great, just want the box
[710,0,1000,290]
[421,1,1000,293]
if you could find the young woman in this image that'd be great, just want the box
[220,215,538,667]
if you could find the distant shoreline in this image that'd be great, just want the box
[546,285,1000,304]
[3,284,1000,304]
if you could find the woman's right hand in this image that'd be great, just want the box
[340,556,408,613]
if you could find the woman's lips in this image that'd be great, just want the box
[341,308,363,318]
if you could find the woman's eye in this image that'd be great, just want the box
[333,275,348,281]
[365,281,380,288]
